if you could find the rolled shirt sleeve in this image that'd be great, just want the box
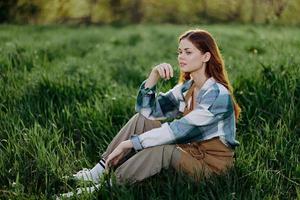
[135,80,183,120]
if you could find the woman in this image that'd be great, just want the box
[71,29,241,190]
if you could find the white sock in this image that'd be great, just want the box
[90,159,106,180]
[73,158,106,183]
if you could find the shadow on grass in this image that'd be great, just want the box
[95,166,259,200]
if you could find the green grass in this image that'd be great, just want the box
[0,24,299,199]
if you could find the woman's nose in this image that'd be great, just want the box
[178,54,184,60]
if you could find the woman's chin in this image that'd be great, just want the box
[180,68,190,73]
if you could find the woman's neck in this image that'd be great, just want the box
[190,65,209,90]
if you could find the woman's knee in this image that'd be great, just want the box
[134,112,160,123]
[130,112,141,120]
[133,112,161,130]
[134,112,148,121]
[129,113,146,124]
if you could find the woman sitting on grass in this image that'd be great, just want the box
[66,28,241,195]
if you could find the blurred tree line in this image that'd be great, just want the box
[1,0,300,25]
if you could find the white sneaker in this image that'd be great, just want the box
[72,159,106,183]
[72,168,101,183]
[56,183,101,200]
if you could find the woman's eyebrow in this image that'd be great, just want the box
[178,48,191,50]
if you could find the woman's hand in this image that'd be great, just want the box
[105,140,133,170]
[145,63,174,89]
[153,63,174,80]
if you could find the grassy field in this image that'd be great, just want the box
[0,24,299,199]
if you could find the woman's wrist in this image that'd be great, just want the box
[121,140,134,149]
[145,70,159,88]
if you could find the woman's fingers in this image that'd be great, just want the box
[169,65,174,78]
[155,63,173,80]
[106,156,117,169]
[156,66,165,78]
[163,64,173,80]
[105,147,126,170]
[105,158,110,169]
[112,153,123,165]
[113,157,121,166]
[105,154,115,169]
[163,66,169,79]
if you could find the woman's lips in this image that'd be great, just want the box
[179,62,187,67]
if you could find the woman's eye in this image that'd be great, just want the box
[177,51,191,55]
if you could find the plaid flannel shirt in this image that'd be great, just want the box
[130,77,239,151]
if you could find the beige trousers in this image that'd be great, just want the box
[101,113,234,184]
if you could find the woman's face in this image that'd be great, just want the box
[177,38,208,73]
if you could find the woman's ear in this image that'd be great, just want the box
[203,52,211,62]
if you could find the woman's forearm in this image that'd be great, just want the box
[145,69,160,89]
[121,140,134,149]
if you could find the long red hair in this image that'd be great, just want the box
[178,29,241,121]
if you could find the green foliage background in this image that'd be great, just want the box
[1,0,300,25]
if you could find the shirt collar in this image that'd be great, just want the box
[181,77,216,93]
[197,77,216,91]
[180,77,216,101]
